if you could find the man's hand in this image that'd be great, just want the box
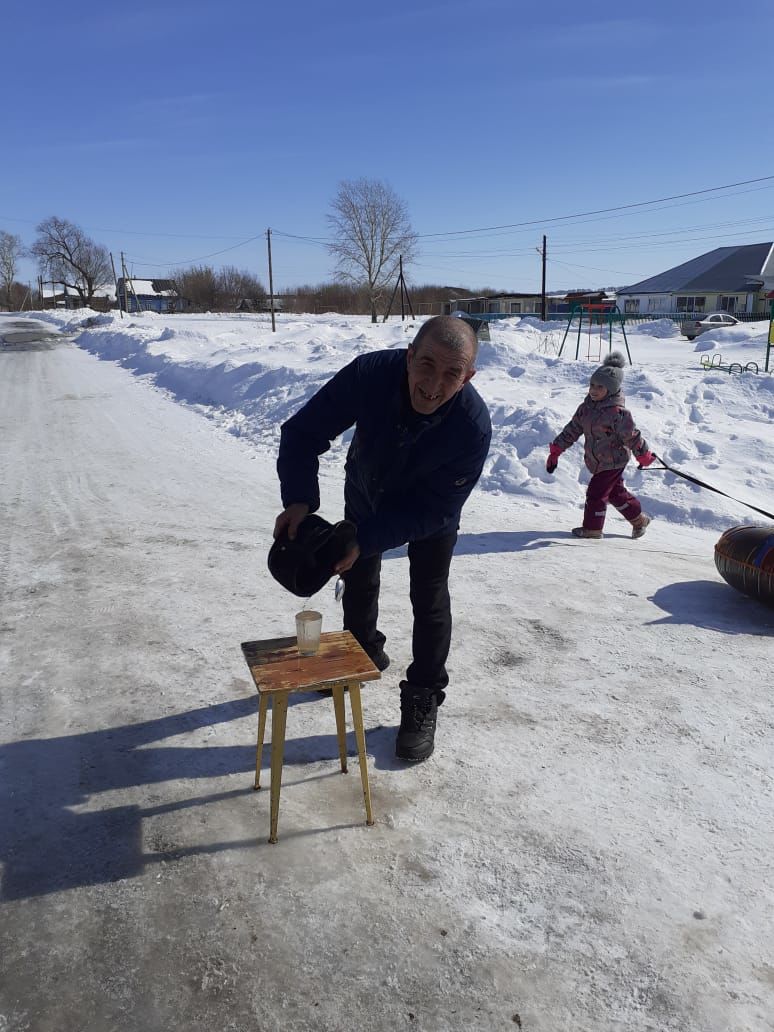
[334,542,360,574]
[273,502,310,541]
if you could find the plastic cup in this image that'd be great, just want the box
[295,610,322,656]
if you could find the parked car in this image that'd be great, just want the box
[681,312,739,340]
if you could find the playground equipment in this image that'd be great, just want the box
[699,353,760,375]
[558,303,631,363]
[699,301,773,373]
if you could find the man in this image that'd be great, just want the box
[274,315,491,762]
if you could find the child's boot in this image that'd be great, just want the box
[631,514,651,539]
[572,527,603,539]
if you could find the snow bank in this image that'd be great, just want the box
[33,309,774,534]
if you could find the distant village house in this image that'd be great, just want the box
[116,278,188,314]
[615,242,774,317]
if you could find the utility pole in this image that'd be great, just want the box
[121,253,128,312]
[541,235,547,322]
[121,252,142,313]
[266,228,276,332]
[382,255,415,322]
[110,252,123,318]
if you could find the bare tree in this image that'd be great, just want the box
[169,265,220,311]
[287,281,370,315]
[217,266,266,309]
[0,230,25,311]
[169,265,266,312]
[30,216,111,307]
[327,178,418,322]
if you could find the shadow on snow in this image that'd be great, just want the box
[0,694,401,901]
[648,579,774,633]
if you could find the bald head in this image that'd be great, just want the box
[406,315,478,415]
[411,315,479,364]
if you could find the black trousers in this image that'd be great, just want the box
[342,532,457,703]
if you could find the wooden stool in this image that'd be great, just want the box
[240,631,381,843]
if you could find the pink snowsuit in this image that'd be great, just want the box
[552,391,650,531]
[552,390,650,473]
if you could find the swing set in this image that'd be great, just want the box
[558,303,632,363]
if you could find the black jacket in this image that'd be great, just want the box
[277,349,491,557]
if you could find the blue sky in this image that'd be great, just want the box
[3,0,774,293]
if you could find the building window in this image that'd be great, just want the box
[624,299,640,313]
[487,301,501,313]
[509,301,522,313]
[676,296,706,313]
[719,295,739,313]
[647,298,662,312]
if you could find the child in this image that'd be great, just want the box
[545,352,654,539]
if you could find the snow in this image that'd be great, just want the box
[1,309,773,1031]
[122,278,178,297]
[39,308,774,534]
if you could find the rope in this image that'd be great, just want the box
[642,454,774,521]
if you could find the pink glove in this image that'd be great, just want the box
[636,451,655,468]
[546,444,562,474]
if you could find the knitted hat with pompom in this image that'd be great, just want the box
[590,351,626,395]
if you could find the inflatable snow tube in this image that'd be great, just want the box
[714,525,774,608]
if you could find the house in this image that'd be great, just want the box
[116,278,187,314]
[414,287,470,316]
[559,290,619,323]
[42,283,115,311]
[616,242,774,318]
[442,292,546,316]
[439,291,611,319]
[236,296,280,313]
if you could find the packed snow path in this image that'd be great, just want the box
[1,335,772,1031]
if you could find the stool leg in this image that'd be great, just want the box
[268,692,288,844]
[254,692,269,790]
[348,682,374,827]
[332,684,348,774]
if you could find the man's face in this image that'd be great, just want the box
[406,336,476,415]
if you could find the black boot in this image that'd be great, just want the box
[396,682,438,762]
[369,648,390,672]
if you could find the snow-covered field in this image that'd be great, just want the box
[1,309,773,1032]
[38,308,774,533]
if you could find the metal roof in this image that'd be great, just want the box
[619,242,772,294]
[118,278,179,297]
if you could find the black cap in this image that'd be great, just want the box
[268,514,357,597]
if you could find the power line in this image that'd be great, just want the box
[272,230,330,247]
[547,257,646,278]
[8,174,773,249]
[421,226,774,262]
[0,213,254,240]
[125,232,267,269]
[126,228,330,270]
[8,173,774,284]
[542,227,774,257]
[420,213,774,259]
[415,174,774,240]
[412,183,774,246]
